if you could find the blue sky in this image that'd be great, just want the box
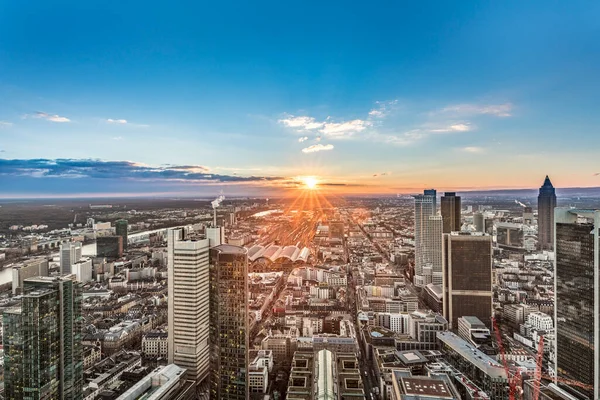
[1,1,599,196]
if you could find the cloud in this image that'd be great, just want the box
[320,119,372,137]
[278,116,324,131]
[429,123,473,133]
[107,119,128,124]
[113,136,123,141]
[29,111,71,123]
[0,158,282,183]
[279,113,372,139]
[439,103,513,117]
[301,144,334,153]
[0,121,13,127]
[368,100,398,119]
[461,146,485,153]
[372,171,392,177]
[298,136,308,143]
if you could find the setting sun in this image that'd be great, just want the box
[302,176,319,190]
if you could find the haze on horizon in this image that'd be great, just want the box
[1,1,599,198]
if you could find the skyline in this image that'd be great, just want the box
[1,1,599,197]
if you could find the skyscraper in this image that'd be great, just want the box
[60,241,82,274]
[443,232,492,329]
[537,176,557,250]
[209,244,249,400]
[3,276,83,400]
[414,190,442,287]
[441,192,461,233]
[554,208,599,399]
[167,227,221,385]
[115,219,128,250]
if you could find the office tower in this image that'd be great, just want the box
[167,227,219,385]
[554,208,599,399]
[60,241,82,274]
[523,206,534,225]
[3,276,83,400]
[537,176,557,250]
[414,190,443,287]
[209,244,249,400]
[115,219,128,250]
[473,212,484,233]
[96,235,123,259]
[441,192,461,233]
[12,257,49,294]
[424,188,437,211]
[443,232,492,329]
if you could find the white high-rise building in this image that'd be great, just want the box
[414,192,436,287]
[60,242,82,274]
[167,226,221,386]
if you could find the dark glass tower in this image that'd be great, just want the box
[554,208,599,399]
[115,219,128,250]
[3,276,83,400]
[441,192,461,233]
[209,244,249,400]
[537,176,557,250]
[443,232,493,329]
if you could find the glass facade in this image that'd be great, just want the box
[209,245,249,400]
[441,193,461,234]
[96,235,123,259]
[537,176,556,250]
[444,234,493,329]
[115,219,128,250]
[2,277,83,400]
[555,222,595,396]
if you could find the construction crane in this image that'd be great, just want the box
[492,317,519,400]
[533,336,544,400]
[531,333,593,400]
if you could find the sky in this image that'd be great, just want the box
[1,1,599,197]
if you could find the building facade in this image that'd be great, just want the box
[443,232,493,329]
[60,241,82,274]
[3,276,83,400]
[115,219,128,250]
[554,208,599,399]
[441,192,461,233]
[538,176,557,250]
[167,228,214,385]
[209,244,249,400]
[96,235,123,259]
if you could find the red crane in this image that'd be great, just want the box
[492,317,519,400]
[532,335,544,400]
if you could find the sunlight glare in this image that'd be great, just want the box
[302,176,319,190]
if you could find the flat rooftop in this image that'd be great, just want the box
[437,331,506,378]
[402,377,454,399]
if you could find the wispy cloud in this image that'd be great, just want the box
[461,146,486,153]
[0,158,283,183]
[302,144,334,153]
[0,121,13,127]
[368,100,398,119]
[113,136,123,141]
[372,171,392,177]
[439,103,513,117]
[107,118,128,124]
[298,136,308,143]
[27,111,71,123]
[320,119,372,137]
[429,123,473,133]
[279,115,324,130]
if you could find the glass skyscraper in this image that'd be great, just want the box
[538,175,557,250]
[209,244,249,400]
[554,208,599,399]
[115,219,128,250]
[3,276,83,400]
[441,192,461,233]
